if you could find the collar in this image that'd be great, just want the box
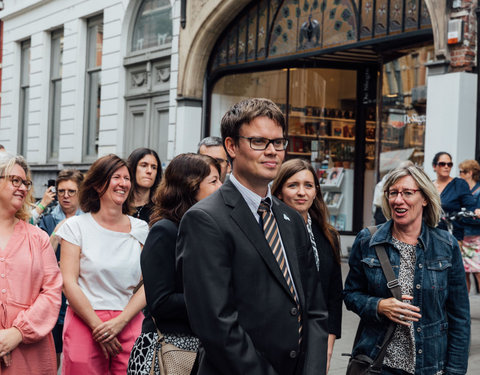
[51,203,83,221]
[229,174,272,220]
[369,219,428,251]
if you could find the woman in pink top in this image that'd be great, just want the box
[0,152,62,374]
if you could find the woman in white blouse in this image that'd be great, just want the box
[58,154,148,375]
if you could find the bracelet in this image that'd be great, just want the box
[51,231,56,237]
[38,203,46,211]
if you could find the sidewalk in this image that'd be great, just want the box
[329,261,479,374]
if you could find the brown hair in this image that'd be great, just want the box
[149,153,221,226]
[459,159,480,182]
[56,169,84,189]
[272,159,340,264]
[0,152,34,221]
[80,154,133,214]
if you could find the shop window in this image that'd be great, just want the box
[380,45,434,172]
[19,39,30,156]
[288,68,358,232]
[48,29,63,161]
[84,15,103,160]
[210,67,362,232]
[131,0,172,52]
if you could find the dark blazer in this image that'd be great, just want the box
[141,218,193,335]
[311,222,342,338]
[177,180,328,375]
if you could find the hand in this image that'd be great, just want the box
[1,352,11,367]
[377,295,421,326]
[50,219,67,252]
[0,328,22,357]
[92,316,127,343]
[40,187,56,208]
[98,338,123,359]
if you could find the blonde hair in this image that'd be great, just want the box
[459,159,480,182]
[381,165,441,227]
[0,152,34,221]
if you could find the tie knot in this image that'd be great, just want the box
[258,198,271,214]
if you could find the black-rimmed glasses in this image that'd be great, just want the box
[436,162,453,168]
[0,175,33,191]
[238,136,288,151]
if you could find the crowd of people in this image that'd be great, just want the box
[0,97,479,375]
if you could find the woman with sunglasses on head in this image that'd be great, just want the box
[128,153,222,375]
[38,169,84,370]
[458,159,480,292]
[127,148,162,223]
[57,154,149,375]
[432,152,477,241]
[271,159,342,374]
[0,152,62,374]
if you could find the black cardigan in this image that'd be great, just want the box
[140,219,193,335]
[311,221,343,338]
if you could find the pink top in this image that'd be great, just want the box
[0,220,62,374]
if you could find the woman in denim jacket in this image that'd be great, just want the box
[344,165,470,375]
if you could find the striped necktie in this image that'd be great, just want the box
[258,198,302,343]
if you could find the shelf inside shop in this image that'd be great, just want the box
[288,151,312,156]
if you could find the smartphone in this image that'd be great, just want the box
[47,179,56,194]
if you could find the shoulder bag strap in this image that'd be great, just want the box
[368,226,402,371]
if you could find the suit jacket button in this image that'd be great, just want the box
[289,350,297,358]
[290,307,298,316]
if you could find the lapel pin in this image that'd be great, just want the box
[283,214,290,221]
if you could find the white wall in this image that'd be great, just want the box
[0,0,139,163]
[424,72,478,179]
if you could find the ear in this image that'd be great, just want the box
[224,137,237,161]
[422,198,428,207]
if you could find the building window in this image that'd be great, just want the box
[84,15,103,159]
[131,0,172,52]
[48,29,64,161]
[19,39,31,156]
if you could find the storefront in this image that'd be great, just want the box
[205,0,434,233]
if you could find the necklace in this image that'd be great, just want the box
[135,205,145,218]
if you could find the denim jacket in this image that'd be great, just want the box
[343,220,470,375]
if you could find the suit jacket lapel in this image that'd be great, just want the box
[221,181,296,302]
[272,199,306,308]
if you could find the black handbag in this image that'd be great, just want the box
[345,226,402,375]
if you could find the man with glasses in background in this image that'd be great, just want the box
[38,169,84,370]
[178,98,328,375]
[197,136,231,182]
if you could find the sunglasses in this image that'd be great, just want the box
[437,162,453,168]
[459,170,468,174]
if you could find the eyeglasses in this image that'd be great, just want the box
[57,189,78,197]
[238,136,288,151]
[459,170,468,174]
[385,189,421,200]
[436,162,453,168]
[0,175,33,190]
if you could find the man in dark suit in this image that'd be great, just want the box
[177,98,328,375]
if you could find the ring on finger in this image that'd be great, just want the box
[398,314,405,320]
[103,332,109,338]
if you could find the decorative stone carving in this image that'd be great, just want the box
[423,0,448,59]
[131,72,147,87]
[156,67,170,83]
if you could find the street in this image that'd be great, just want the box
[329,261,480,374]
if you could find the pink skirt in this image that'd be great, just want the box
[462,235,480,273]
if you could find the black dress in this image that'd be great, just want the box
[311,221,343,338]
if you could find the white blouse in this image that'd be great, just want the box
[57,213,148,310]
